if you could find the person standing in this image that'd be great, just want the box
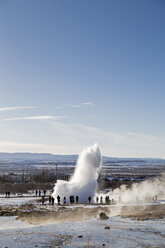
[51,196,54,205]
[88,196,91,204]
[41,195,45,205]
[76,195,79,204]
[69,195,74,204]
[63,196,66,205]
[57,195,60,205]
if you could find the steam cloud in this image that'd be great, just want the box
[109,173,165,203]
[52,144,102,203]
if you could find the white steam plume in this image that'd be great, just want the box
[110,174,165,203]
[52,144,102,203]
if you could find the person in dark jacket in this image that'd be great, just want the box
[51,197,54,205]
[57,195,60,205]
[69,195,74,204]
[41,195,45,205]
[88,196,91,204]
[76,196,79,204]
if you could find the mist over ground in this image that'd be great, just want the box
[109,173,165,203]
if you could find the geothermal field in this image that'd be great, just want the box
[0,144,165,248]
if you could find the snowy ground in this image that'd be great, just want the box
[0,196,165,248]
[0,215,165,248]
[0,197,37,206]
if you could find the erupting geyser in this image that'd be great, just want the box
[52,144,102,203]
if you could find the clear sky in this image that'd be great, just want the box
[0,0,165,157]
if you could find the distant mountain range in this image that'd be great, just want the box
[0,152,165,164]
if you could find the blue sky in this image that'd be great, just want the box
[0,0,165,157]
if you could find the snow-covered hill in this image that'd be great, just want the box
[0,152,165,165]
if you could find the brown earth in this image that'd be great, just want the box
[1,203,165,224]
[19,204,165,224]
[118,204,165,220]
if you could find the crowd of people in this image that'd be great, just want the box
[4,189,114,205]
[41,194,114,205]
[35,189,46,197]
[5,191,11,197]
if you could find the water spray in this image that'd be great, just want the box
[52,144,102,203]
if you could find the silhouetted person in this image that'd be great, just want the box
[49,196,52,204]
[88,196,91,204]
[44,190,46,196]
[100,196,103,204]
[63,196,66,205]
[96,196,99,204]
[57,195,60,205]
[5,192,7,197]
[51,197,54,205]
[69,195,74,204]
[35,190,38,197]
[39,190,41,197]
[72,195,75,204]
[41,195,45,205]
[105,196,109,204]
[76,196,79,204]
[8,192,10,197]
